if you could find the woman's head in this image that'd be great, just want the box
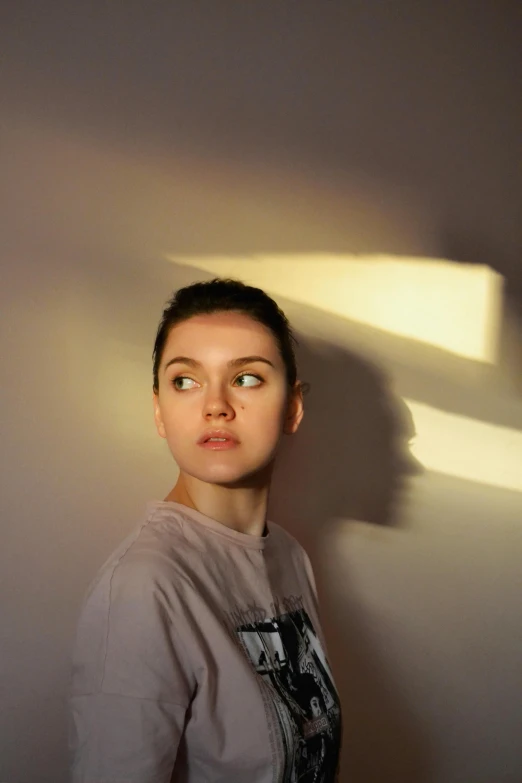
[152,278,304,488]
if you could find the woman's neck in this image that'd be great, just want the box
[165,471,271,537]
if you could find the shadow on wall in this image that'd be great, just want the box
[271,337,421,529]
[268,338,428,783]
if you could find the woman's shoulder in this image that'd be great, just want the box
[82,503,197,602]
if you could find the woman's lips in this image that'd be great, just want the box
[198,439,239,450]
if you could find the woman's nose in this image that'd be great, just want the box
[203,387,235,420]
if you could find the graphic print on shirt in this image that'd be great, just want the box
[236,606,341,783]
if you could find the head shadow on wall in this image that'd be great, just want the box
[269,334,422,538]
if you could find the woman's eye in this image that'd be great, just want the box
[173,376,197,391]
[235,373,262,387]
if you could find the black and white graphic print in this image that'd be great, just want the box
[236,607,341,783]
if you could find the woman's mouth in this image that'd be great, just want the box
[198,438,239,450]
[197,431,240,450]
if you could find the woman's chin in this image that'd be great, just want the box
[183,461,274,490]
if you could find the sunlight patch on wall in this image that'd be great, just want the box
[166,254,502,363]
[406,399,522,493]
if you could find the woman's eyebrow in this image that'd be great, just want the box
[163,355,275,373]
[229,355,275,369]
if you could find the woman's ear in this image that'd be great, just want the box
[284,382,305,435]
[153,392,167,438]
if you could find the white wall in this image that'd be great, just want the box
[1,4,522,782]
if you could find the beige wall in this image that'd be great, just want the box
[2,119,521,783]
[1,4,522,782]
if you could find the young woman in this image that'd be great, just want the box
[69,278,342,782]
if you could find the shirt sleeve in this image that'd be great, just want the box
[69,555,195,782]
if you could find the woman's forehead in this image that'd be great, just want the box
[168,312,275,346]
[164,313,281,361]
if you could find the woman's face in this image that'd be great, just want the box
[153,311,303,487]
